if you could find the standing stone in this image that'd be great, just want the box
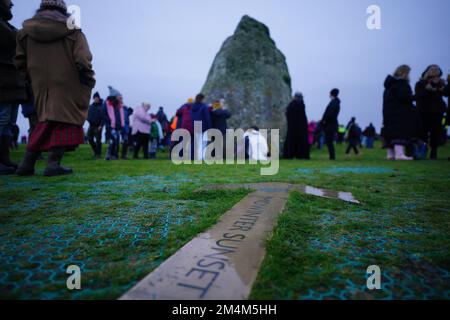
[201,15,292,133]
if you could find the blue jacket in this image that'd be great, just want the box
[87,100,104,127]
[191,102,212,132]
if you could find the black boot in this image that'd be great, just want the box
[96,143,102,158]
[16,151,40,176]
[44,147,73,177]
[0,135,18,170]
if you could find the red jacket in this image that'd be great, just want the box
[176,103,194,133]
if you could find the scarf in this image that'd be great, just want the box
[106,99,125,129]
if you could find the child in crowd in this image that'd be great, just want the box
[149,114,161,159]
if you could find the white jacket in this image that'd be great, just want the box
[244,130,269,161]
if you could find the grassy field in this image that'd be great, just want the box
[0,142,449,299]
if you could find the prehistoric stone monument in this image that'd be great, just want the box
[201,15,292,131]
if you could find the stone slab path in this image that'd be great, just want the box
[120,183,359,300]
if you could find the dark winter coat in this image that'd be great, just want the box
[211,108,231,134]
[382,75,417,142]
[347,122,361,140]
[363,125,376,138]
[191,102,212,132]
[415,79,448,115]
[0,17,28,103]
[283,97,310,159]
[15,16,95,125]
[87,100,104,127]
[321,98,340,132]
[157,109,168,125]
[102,99,129,133]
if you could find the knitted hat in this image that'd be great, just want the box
[93,92,100,99]
[187,98,194,103]
[40,0,67,11]
[108,86,122,98]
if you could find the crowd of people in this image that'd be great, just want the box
[284,90,381,160]
[283,67,450,161]
[0,0,449,177]
[84,91,233,162]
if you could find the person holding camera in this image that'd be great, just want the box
[415,65,449,160]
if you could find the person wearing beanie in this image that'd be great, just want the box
[15,0,95,177]
[176,98,195,134]
[87,92,104,158]
[320,88,341,160]
[108,86,122,99]
[0,0,28,175]
[172,98,195,158]
[102,86,129,161]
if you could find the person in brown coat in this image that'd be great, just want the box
[415,65,449,160]
[0,0,28,175]
[15,0,95,177]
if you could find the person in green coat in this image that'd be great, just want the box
[149,114,160,159]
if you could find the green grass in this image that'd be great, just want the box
[0,142,449,299]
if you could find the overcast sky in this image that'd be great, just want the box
[11,0,450,136]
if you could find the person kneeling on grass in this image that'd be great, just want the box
[242,126,269,161]
[15,0,95,177]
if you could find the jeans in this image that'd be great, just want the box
[106,128,128,159]
[365,137,374,149]
[149,138,158,157]
[0,103,19,137]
